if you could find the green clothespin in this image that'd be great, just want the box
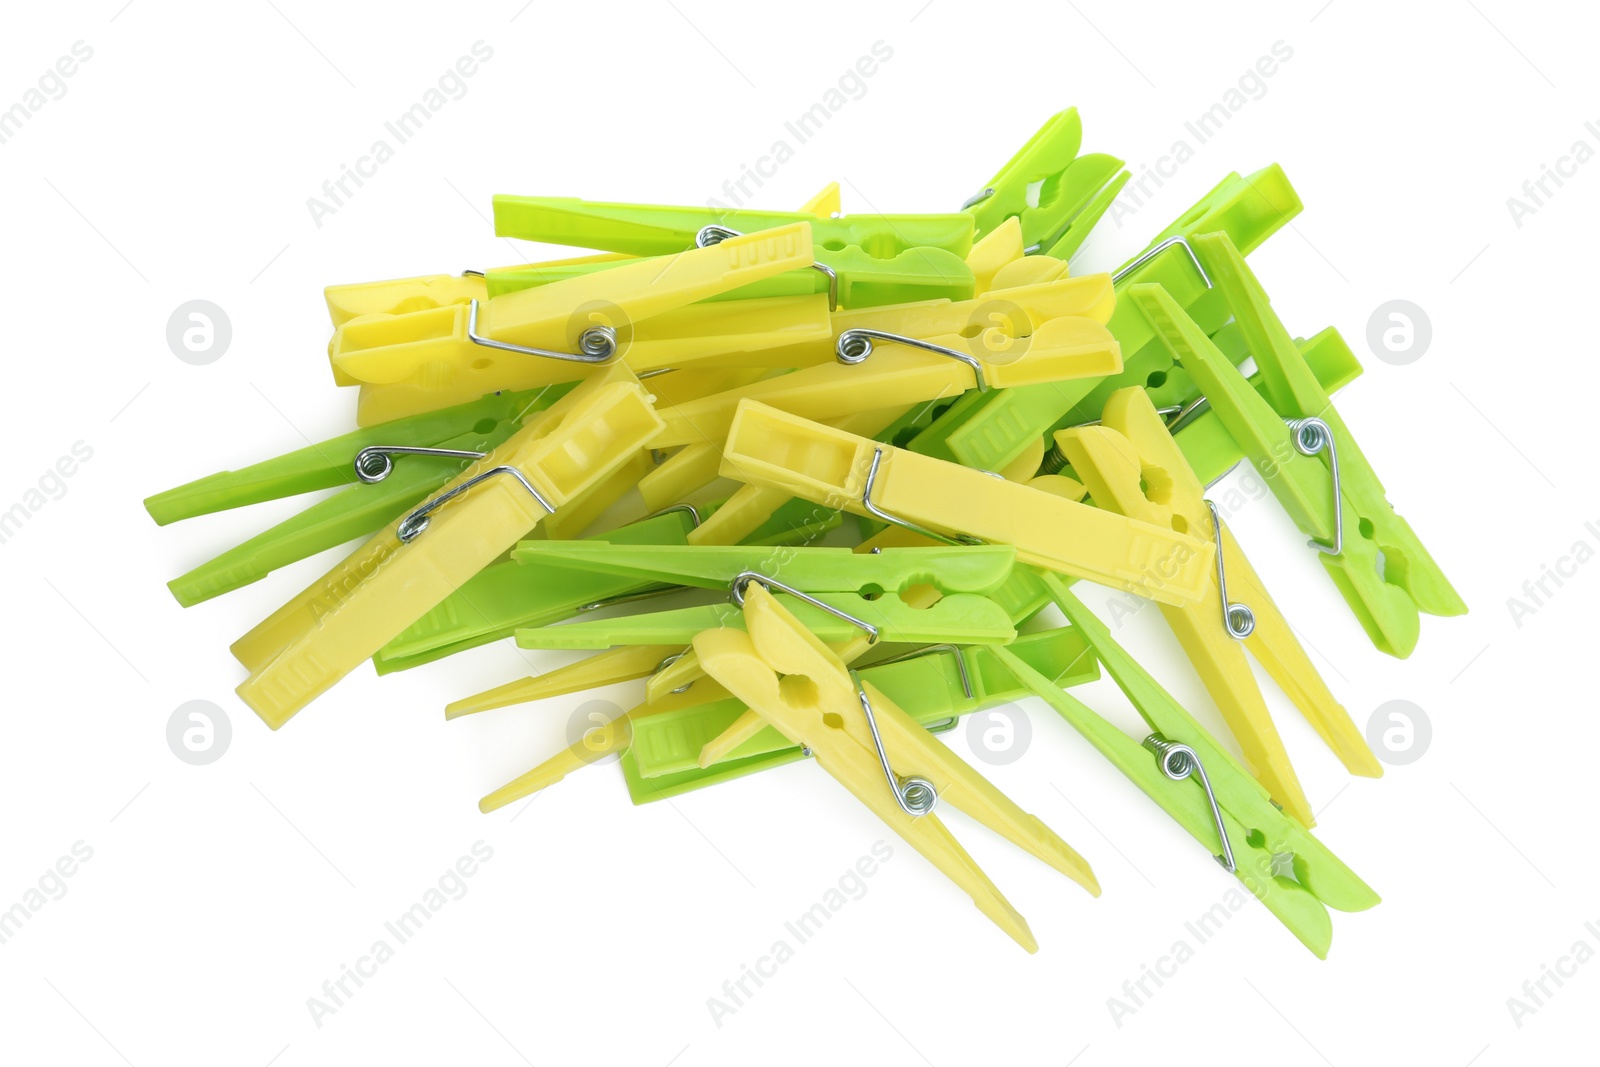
[515,592,1016,649]
[374,498,847,673]
[507,542,1016,597]
[960,108,1130,259]
[144,387,567,606]
[1130,233,1466,656]
[491,195,976,309]
[908,165,1302,475]
[485,246,974,310]
[623,625,1100,798]
[1001,574,1379,958]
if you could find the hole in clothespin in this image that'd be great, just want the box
[471,358,493,370]
[857,583,884,601]
[778,674,819,709]
[473,418,497,434]
[1146,370,1168,389]
[822,712,845,730]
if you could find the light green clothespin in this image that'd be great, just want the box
[959,107,1129,258]
[1128,232,1466,657]
[1001,573,1379,958]
[143,387,568,606]
[622,625,1100,799]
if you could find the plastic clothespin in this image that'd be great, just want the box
[330,223,823,425]
[492,194,976,308]
[960,107,1130,260]
[476,623,1098,813]
[629,625,1100,787]
[143,387,569,606]
[718,400,1214,605]
[1056,388,1383,825]
[385,496,849,676]
[487,185,972,310]
[908,164,1302,475]
[232,364,665,729]
[649,309,1121,447]
[1129,232,1466,657]
[695,584,1099,952]
[325,271,488,327]
[1001,575,1379,957]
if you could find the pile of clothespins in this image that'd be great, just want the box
[147,109,1465,957]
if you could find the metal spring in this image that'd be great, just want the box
[1142,733,1235,872]
[466,299,617,364]
[1205,500,1255,639]
[352,445,487,484]
[835,328,990,392]
[729,571,879,643]
[396,465,552,543]
[654,650,694,694]
[853,675,938,817]
[1285,416,1342,556]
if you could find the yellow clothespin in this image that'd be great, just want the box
[655,273,1116,373]
[648,300,1121,448]
[718,400,1213,605]
[1054,388,1382,823]
[328,223,822,425]
[233,364,666,729]
[696,584,1099,951]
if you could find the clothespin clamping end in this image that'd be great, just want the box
[696,583,1099,952]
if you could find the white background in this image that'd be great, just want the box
[1,1,1594,1064]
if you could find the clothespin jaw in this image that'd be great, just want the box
[961,107,1130,259]
[719,400,1214,605]
[232,364,666,729]
[331,223,821,425]
[1005,574,1379,958]
[696,585,1098,952]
